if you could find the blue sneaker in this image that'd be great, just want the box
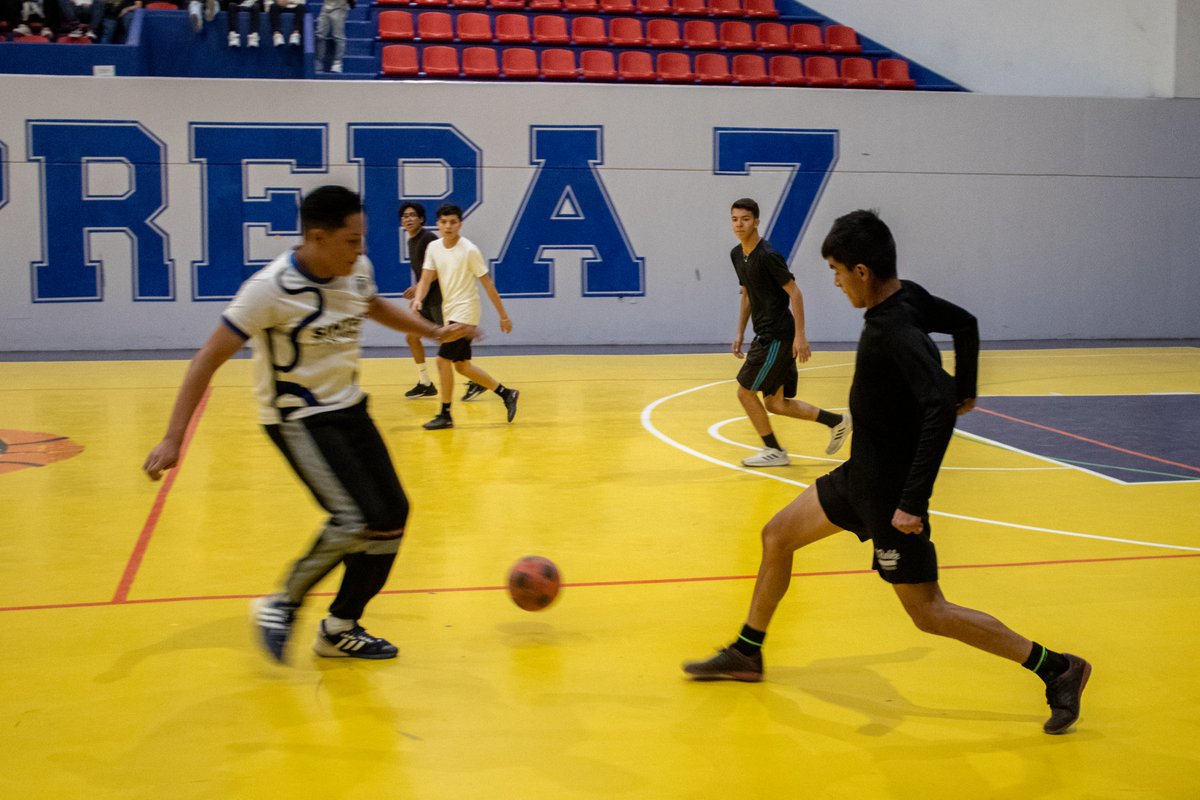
[313,620,399,660]
[252,595,300,662]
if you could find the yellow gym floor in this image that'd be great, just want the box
[1,347,1197,799]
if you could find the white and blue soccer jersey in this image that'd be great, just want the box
[222,249,376,424]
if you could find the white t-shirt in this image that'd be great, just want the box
[422,236,487,325]
[222,249,375,424]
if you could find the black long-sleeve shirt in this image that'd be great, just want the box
[847,280,979,519]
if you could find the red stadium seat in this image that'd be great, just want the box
[645,18,681,48]
[731,53,768,84]
[456,12,493,42]
[789,22,822,51]
[754,21,787,50]
[145,2,178,9]
[489,0,525,8]
[707,0,741,17]
[608,16,643,46]
[841,56,881,88]
[540,48,578,79]
[414,0,450,6]
[618,50,655,81]
[381,44,420,76]
[743,0,776,17]
[805,55,843,87]
[672,0,705,15]
[719,20,754,50]
[695,52,732,84]
[768,54,805,86]
[683,19,718,49]
[571,17,607,45]
[824,24,860,53]
[13,33,52,42]
[378,10,415,40]
[600,0,634,11]
[501,47,539,77]
[462,46,500,76]
[529,0,562,8]
[495,13,532,43]
[452,0,488,7]
[636,0,670,14]
[656,52,693,83]
[422,45,460,76]
[56,35,93,43]
[580,49,617,80]
[563,0,598,10]
[533,15,569,44]
[417,12,454,41]
[877,58,916,89]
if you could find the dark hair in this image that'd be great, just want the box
[300,186,362,233]
[820,209,897,280]
[436,203,464,221]
[399,202,426,223]
[731,198,760,219]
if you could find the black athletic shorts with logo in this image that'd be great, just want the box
[815,463,938,584]
[737,336,797,398]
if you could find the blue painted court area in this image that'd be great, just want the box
[956,394,1200,484]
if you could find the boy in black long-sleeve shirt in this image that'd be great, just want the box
[684,210,1091,736]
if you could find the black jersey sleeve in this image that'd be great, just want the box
[886,326,959,517]
[903,281,979,403]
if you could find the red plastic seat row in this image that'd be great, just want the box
[375,0,775,15]
[379,44,576,79]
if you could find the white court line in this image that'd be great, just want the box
[641,379,1200,553]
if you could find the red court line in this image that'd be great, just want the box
[4,550,1196,614]
[112,387,212,604]
[977,406,1200,474]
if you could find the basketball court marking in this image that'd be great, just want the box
[641,380,1200,554]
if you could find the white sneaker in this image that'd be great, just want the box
[742,447,790,468]
[188,0,202,32]
[227,30,240,47]
[825,412,852,455]
[14,24,31,36]
[272,31,284,46]
[288,29,300,46]
[247,31,260,47]
[330,60,343,73]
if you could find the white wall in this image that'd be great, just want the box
[804,0,1185,98]
[1,75,1198,351]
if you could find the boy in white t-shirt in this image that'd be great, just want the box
[143,186,471,663]
[412,203,519,430]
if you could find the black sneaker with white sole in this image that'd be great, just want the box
[423,412,453,430]
[313,621,398,660]
[502,388,519,422]
[1043,653,1091,734]
[404,382,438,399]
[461,381,486,401]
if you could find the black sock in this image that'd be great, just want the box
[762,433,781,451]
[1023,642,1069,682]
[731,624,766,657]
[494,383,508,397]
[816,409,841,428]
[440,403,452,416]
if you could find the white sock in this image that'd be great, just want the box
[417,364,430,384]
[323,616,355,634]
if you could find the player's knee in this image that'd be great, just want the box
[763,394,785,414]
[363,497,409,537]
[454,361,471,375]
[904,602,946,636]
[760,516,792,554]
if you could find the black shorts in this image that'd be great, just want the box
[815,463,937,584]
[419,302,443,326]
[737,336,797,398]
[437,336,472,362]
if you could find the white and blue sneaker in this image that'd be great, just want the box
[825,412,852,455]
[313,620,399,660]
[252,594,300,662]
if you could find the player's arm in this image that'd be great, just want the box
[912,285,980,414]
[142,323,246,481]
[891,330,959,532]
[733,289,749,358]
[411,268,435,313]
[368,295,469,342]
[478,273,512,334]
[782,279,811,363]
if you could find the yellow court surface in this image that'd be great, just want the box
[2,347,1198,799]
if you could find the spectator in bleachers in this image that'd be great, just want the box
[267,0,301,46]
[187,0,215,33]
[100,0,139,42]
[225,0,261,47]
[314,0,352,73]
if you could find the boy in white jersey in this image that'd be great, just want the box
[412,203,519,430]
[142,186,471,663]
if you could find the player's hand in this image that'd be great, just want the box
[794,337,811,363]
[402,287,415,300]
[732,336,744,359]
[891,509,924,535]
[957,398,977,415]
[437,323,475,343]
[499,317,513,334]
[143,439,181,481]
[411,298,423,313]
